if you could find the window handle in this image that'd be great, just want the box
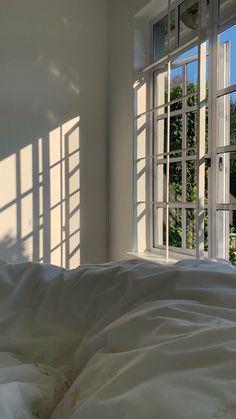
[218,157,223,171]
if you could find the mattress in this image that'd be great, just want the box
[0,258,236,418]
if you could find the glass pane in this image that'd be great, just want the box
[187,59,198,107]
[186,160,197,202]
[154,162,167,202]
[187,111,197,154]
[169,208,182,247]
[170,115,182,154]
[219,24,236,89]
[170,66,183,111]
[217,210,236,265]
[205,107,209,154]
[169,161,182,201]
[217,152,236,204]
[179,0,198,46]
[205,158,209,204]
[218,92,236,147]
[176,45,199,107]
[153,10,176,61]
[155,115,183,158]
[186,208,196,249]
[229,211,236,265]
[153,207,166,247]
[176,44,198,60]
[204,209,208,252]
[219,0,236,29]
[153,15,168,60]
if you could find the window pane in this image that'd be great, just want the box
[217,152,236,204]
[169,161,182,201]
[229,211,236,265]
[170,115,182,154]
[170,66,183,111]
[179,0,198,46]
[153,10,176,61]
[186,107,208,156]
[217,210,236,265]
[219,24,236,88]
[187,59,198,87]
[205,158,209,204]
[187,111,197,154]
[174,45,199,107]
[204,209,208,252]
[186,160,197,202]
[218,92,236,147]
[155,115,183,158]
[219,0,236,29]
[186,208,196,249]
[153,15,168,60]
[205,107,209,154]
[169,208,182,247]
[187,59,198,107]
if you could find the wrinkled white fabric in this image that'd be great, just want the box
[0,259,236,418]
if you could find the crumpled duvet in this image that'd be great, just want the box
[0,258,236,419]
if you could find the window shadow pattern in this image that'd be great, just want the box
[0,116,80,268]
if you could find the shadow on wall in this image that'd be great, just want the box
[0,117,80,269]
[0,234,29,263]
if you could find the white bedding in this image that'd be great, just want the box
[0,258,236,418]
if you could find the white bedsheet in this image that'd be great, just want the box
[0,259,236,418]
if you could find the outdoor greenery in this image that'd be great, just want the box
[167,78,236,263]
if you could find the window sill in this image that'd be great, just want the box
[126,251,181,265]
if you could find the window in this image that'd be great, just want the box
[134,0,236,264]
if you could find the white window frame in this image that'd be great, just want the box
[133,0,236,262]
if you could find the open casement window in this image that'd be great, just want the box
[153,47,203,257]
[134,0,236,264]
[216,18,236,263]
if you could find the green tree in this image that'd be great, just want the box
[167,80,235,263]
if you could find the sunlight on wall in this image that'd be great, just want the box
[0,116,80,268]
[0,155,16,208]
[134,79,148,252]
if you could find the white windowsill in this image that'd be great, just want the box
[126,251,182,265]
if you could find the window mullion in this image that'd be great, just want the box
[196,0,207,259]
[208,0,219,259]
[166,0,172,262]
[182,63,187,250]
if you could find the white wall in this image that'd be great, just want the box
[108,0,167,261]
[0,0,108,266]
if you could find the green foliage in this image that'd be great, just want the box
[229,227,236,265]
[231,98,236,145]
[169,209,182,247]
[167,80,235,264]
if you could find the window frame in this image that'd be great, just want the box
[149,0,208,261]
[134,0,236,263]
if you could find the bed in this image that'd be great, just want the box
[0,258,236,418]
